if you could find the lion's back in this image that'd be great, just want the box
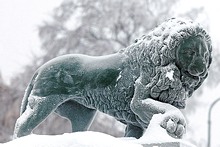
[30,54,88,97]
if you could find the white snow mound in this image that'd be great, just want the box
[1,114,194,147]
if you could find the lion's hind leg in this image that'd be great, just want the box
[55,100,97,132]
[13,94,64,138]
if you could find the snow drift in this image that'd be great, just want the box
[0,114,196,147]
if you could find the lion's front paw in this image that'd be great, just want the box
[166,118,185,138]
[160,111,186,139]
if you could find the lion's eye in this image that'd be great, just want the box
[183,49,195,57]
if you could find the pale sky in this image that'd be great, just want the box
[0,0,62,84]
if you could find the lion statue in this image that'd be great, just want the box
[14,18,212,139]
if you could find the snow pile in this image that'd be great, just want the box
[0,114,195,147]
[1,132,142,147]
[133,114,196,147]
[135,114,176,144]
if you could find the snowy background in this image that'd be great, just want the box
[0,0,220,147]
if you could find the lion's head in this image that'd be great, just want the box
[122,18,212,108]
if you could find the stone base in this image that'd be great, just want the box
[142,142,195,147]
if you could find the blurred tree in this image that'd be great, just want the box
[0,73,14,142]
[38,0,178,60]
[0,0,210,144]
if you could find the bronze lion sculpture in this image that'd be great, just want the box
[14,18,212,139]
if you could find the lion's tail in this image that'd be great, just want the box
[20,71,38,115]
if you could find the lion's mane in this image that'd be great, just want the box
[121,18,212,109]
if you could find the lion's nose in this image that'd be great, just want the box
[188,57,207,77]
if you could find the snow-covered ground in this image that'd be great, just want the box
[1,132,141,147]
[1,114,196,147]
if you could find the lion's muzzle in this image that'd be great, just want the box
[188,56,207,77]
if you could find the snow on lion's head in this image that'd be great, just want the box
[122,18,212,109]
